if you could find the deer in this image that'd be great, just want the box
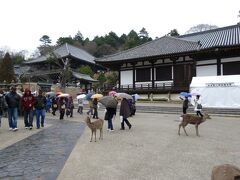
[211,164,240,180]
[178,113,211,136]
[85,116,104,142]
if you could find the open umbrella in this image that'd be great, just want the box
[85,92,95,100]
[77,94,86,99]
[58,93,70,98]
[46,91,56,97]
[91,94,103,99]
[99,96,118,108]
[132,94,140,101]
[180,92,191,97]
[190,92,201,96]
[115,92,133,100]
[108,90,117,96]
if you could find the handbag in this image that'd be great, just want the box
[197,104,202,109]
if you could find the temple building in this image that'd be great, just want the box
[95,24,240,94]
[23,43,101,91]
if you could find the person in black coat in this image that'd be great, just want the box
[119,98,132,130]
[104,107,116,131]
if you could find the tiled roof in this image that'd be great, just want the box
[180,24,240,49]
[24,43,95,64]
[72,71,98,82]
[95,24,240,63]
[95,36,199,62]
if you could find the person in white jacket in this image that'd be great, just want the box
[194,95,203,117]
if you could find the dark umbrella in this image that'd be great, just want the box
[99,96,118,108]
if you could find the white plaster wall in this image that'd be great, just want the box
[196,65,217,76]
[120,70,133,85]
[221,57,240,63]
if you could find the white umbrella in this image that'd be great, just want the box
[58,93,70,98]
[115,93,133,100]
[77,94,86,99]
[132,94,140,101]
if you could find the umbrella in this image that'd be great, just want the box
[99,96,118,108]
[77,94,86,99]
[85,93,95,100]
[180,92,191,97]
[108,90,117,96]
[58,93,70,98]
[91,93,103,99]
[190,92,201,96]
[132,94,140,101]
[115,93,133,100]
[46,91,56,97]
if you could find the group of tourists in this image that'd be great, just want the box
[0,86,76,131]
[0,86,46,131]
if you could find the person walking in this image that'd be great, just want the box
[51,96,58,116]
[119,98,132,130]
[5,86,21,131]
[0,89,8,128]
[194,95,203,117]
[66,96,74,117]
[77,98,83,114]
[180,96,189,114]
[46,95,52,113]
[104,107,116,131]
[87,99,93,116]
[92,98,98,119]
[35,90,47,128]
[21,88,36,130]
[58,97,66,120]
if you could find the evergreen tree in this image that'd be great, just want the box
[0,53,16,83]
[168,29,180,37]
[78,65,94,77]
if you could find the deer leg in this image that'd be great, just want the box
[178,123,182,135]
[90,130,93,142]
[195,124,200,136]
[94,131,97,142]
[100,128,103,140]
[182,124,188,136]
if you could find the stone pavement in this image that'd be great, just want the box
[0,106,240,180]
[57,111,240,180]
[0,114,85,180]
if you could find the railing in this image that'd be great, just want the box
[102,82,189,93]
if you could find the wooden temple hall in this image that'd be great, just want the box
[23,43,99,91]
[95,24,240,94]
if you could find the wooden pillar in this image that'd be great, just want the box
[118,69,121,90]
[151,61,155,88]
[217,58,221,75]
[131,63,136,90]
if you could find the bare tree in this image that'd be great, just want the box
[185,24,218,34]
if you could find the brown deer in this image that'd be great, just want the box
[211,164,240,180]
[85,116,104,142]
[178,113,211,136]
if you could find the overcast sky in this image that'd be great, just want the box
[0,0,240,55]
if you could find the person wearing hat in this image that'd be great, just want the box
[5,86,21,131]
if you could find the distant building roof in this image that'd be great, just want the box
[25,43,95,64]
[95,24,240,63]
[96,36,199,62]
[180,24,240,49]
[72,71,98,82]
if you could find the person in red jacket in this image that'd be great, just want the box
[21,88,36,130]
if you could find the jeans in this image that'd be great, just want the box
[36,109,45,128]
[78,106,83,114]
[93,108,98,119]
[107,118,113,130]
[24,109,34,127]
[87,108,93,115]
[8,108,18,129]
